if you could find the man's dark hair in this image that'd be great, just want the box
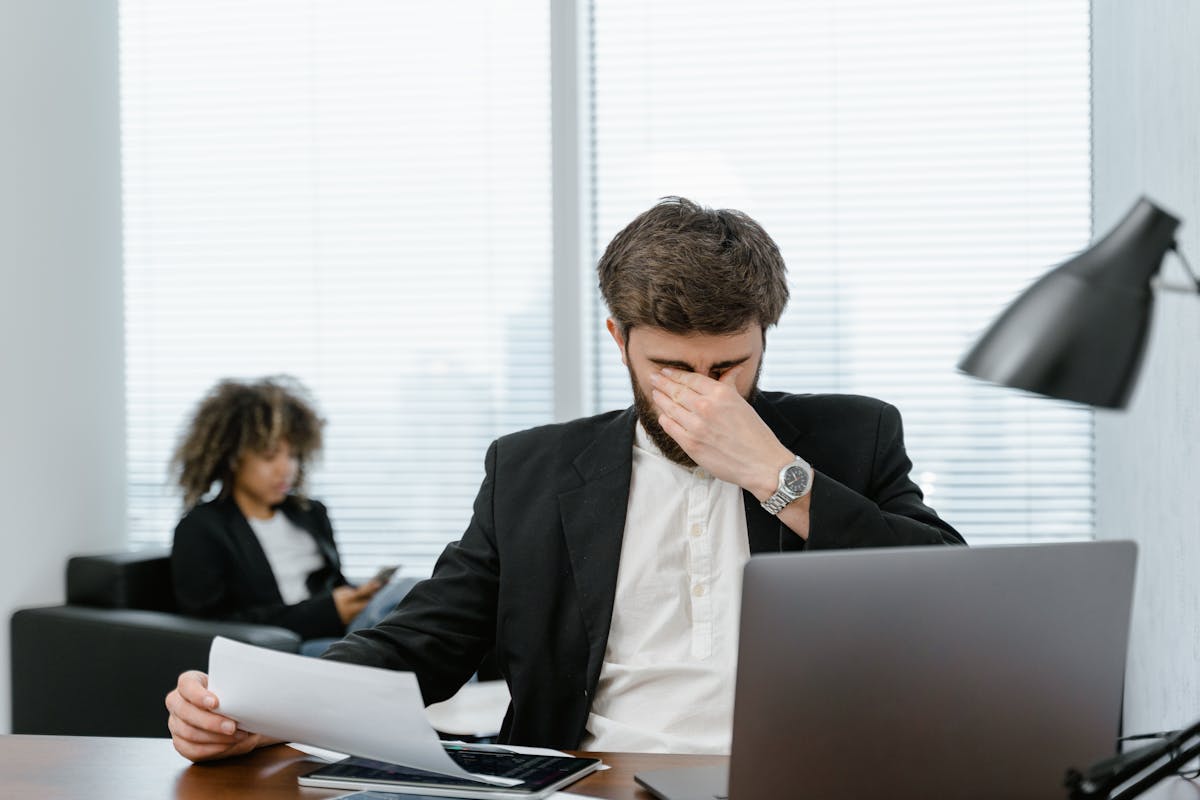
[172,375,324,508]
[597,196,789,336]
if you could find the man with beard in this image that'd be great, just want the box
[166,197,964,762]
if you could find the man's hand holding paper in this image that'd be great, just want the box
[166,668,278,762]
[169,637,479,782]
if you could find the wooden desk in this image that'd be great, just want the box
[0,735,726,799]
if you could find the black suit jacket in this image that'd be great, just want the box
[323,392,964,747]
[171,495,349,639]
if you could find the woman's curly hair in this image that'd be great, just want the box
[172,375,325,509]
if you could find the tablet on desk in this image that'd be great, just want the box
[298,745,601,800]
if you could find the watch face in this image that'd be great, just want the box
[783,464,810,495]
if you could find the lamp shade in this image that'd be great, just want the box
[958,198,1180,408]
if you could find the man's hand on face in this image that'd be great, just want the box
[650,366,793,497]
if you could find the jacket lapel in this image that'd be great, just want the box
[744,392,810,553]
[558,409,636,690]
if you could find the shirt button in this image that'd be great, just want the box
[692,584,706,597]
[689,523,703,537]
[694,468,709,480]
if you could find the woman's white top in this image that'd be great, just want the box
[246,512,325,605]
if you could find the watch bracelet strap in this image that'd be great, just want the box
[761,490,795,515]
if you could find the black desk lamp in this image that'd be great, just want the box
[959,197,1191,408]
[959,197,1200,798]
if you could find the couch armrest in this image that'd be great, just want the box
[10,605,301,737]
[67,548,175,611]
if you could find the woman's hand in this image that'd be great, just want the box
[333,581,381,625]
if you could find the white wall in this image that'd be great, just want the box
[0,0,125,732]
[1093,0,1200,737]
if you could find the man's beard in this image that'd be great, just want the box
[627,360,762,469]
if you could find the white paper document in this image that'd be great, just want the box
[207,636,478,780]
[424,679,510,737]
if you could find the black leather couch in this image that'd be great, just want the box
[10,549,302,737]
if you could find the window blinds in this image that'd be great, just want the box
[588,0,1092,543]
[122,1,1092,577]
[120,1,552,577]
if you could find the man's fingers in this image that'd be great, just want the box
[654,366,742,409]
[168,710,245,746]
[652,389,697,430]
[177,670,217,709]
[166,689,239,736]
[649,372,694,409]
[168,673,270,764]
[658,366,706,388]
[174,734,255,763]
[658,414,694,452]
[175,740,235,762]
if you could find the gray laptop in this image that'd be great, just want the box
[635,541,1137,800]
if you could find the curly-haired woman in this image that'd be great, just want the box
[169,376,404,655]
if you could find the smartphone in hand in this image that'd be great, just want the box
[370,565,399,585]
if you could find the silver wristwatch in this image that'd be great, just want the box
[760,455,814,515]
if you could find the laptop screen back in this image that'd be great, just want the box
[728,541,1136,800]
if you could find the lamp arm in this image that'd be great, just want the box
[1152,245,1200,294]
[1066,717,1200,799]
[1110,738,1200,800]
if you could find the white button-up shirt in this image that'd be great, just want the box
[580,423,751,754]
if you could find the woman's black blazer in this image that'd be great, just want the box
[170,495,349,639]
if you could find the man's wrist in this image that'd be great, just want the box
[752,450,797,500]
[759,453,814,516]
